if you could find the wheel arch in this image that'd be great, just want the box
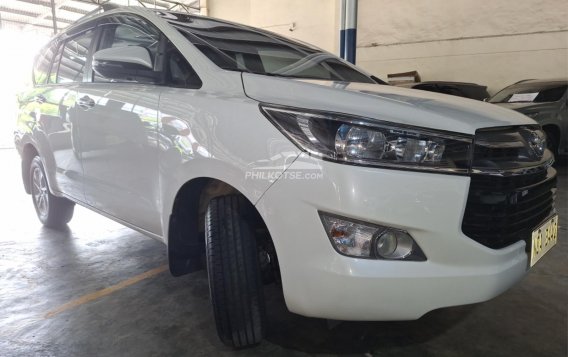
[21,143,39,194]
[167,176,275,277]
[19,130,60,196]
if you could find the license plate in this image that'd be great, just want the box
[530,215,558,267]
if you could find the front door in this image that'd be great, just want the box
[76,84,161,234]
[76,14,163,234]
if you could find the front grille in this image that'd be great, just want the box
[462,167,557,249]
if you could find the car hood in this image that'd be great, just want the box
[242,73,535,135]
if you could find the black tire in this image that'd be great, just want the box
[29,156,75,228]
[205,195,266,348]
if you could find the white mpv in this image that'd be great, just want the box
[15,6,558,347]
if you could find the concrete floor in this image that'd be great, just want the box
[0,147,566,357]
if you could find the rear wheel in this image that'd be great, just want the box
[30,156,74,228]
[205,195,266,348]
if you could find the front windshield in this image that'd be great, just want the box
[160,12,375,83]
[489,82,567,103]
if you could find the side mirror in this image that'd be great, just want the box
[92,46,156,82]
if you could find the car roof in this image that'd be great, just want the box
[397,81,485,88]
[514,78,568,85]
[61,5,295,51]
[416,81,483,86]
[62,6,148,34]
[66,5,253,35]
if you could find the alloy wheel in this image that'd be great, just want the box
[32,166,49,219]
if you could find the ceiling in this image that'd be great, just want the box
[0,0,200,34]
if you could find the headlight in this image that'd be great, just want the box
[260,105,472,173]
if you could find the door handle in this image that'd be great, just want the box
[34,94,46,104]
[77,95,95,110]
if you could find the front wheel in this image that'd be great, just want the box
[205,195,266,348]
[30,156,75,228]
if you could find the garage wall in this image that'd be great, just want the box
[206,0,567,94]
[357,0,568,94]
[207,0,338,53]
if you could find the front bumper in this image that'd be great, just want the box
[255,153,529,321]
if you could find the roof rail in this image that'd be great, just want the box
[71,1,199,30]
[79,1,198,21]
[140,0,199,14]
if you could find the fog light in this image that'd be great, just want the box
[319,212,426,261]
[376,230,397,256]
[319,214,376,257]
[376,229,414,259]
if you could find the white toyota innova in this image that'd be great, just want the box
[15,6,558,347]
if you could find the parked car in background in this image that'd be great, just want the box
[489,79,567,158]
[397,81,489,101]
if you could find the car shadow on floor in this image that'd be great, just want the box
[262,283,477,355]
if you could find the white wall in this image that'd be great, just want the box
[207,0,338,53]
[357,0,568,93]
[207,0,251,25]
[207,0,568,94]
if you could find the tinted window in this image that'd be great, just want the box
[161,12,373,83]
[33,42,58,85]
[56,29,95,83]
[94,15,161,83]
[490,82,568,103]
[164,41,202,88]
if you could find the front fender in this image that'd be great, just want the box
[157,88,301,242]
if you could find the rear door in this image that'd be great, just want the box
[22,29,94,201]
[50,27,96,200]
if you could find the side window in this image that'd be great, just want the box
[33,41,58,85]
[94,15,161,83]
[164,41,202,89]
[56,29,95,84]
[534,86,567,103]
